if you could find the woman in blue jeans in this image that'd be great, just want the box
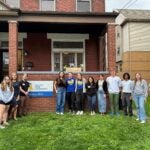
[86,77,97,115]
[133,73,148,123]
[54,71,66,115]
[96,74,108,115]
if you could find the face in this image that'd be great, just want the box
[12,73,17,80]
[59,72,64,78]
[68,73,73,78]
[23,74,27,80]
[110,70,116,76]
[135,73,141,80]
[99,75,104,80]
[89,77,93,83]
[124,74,128,80]
[77,73,82,79]
[4,76,10,84]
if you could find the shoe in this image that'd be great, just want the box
[56,112,60,115]
[116,113,120,116]
[14,118,18,121]
[140,120,146,124]
[90,111,93,115]
[0,125,5,129]
[80,111,83,115]
[76,111,80,115]
[3,122,9,126]
[136,118,140,121]
[109,112,114,116]
[60,112,64,115]
[93,111,96,115]
[72,111,76,115]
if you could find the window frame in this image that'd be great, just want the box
[51,39,86,72]
[5,0,20,8]
[76,0,92,12]
[39,0,56,11]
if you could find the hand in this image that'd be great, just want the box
[103,94,106,98]
[25,92,29,96]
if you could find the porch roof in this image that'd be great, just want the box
[0,9,118,24]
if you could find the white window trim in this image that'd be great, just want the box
[51,39,86,72]
[5,0,20,8]
[39,0,56,11]
[76,0,92,12]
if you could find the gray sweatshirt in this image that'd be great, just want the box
[0,85,14,103]
[133,80,148,98]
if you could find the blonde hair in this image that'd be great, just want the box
[1,76,13,92]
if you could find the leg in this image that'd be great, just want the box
[109,93,114,114]
[126,93,133,116]
[87,96,92,112]
[114,94,119,115]
[97,91,101,112]
[71,92,76,112]
[3,105,10,124]
[13,105,18,120]
[139,95,146,121]
[100,93,106,113]
[66,92,71,111]
[122,93,128,115]
[91,95,96,112]
[56,88,61,113]
[76,91,81,111]
[60,88,66,113]
[0,104,5,124]
[133,95,140,119]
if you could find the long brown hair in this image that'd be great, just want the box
[1,76,13,92]
[134,73,142,84]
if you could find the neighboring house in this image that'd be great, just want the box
[115,9,150,82]
[0,0,117,112]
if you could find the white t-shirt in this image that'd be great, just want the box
[121,80,133,93]
[106,76,121,94]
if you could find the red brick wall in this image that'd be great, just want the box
[93,0,105,13]
[8,21,18,76]
[18,73,109,112]
[85,37,99,71]
[56,0,76,12]
[107,24,116,71]
[21,0,39,11]
[19,0,105,12]
[24,33,51,71]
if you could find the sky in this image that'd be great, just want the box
[106,0,150,12]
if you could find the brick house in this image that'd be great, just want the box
[0,0,117,112]
[115,9,150,83]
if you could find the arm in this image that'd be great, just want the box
[54,80,57,93]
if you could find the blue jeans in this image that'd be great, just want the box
[87,95,96,111]
[133,94,146,121]
[56,87,66,113]
[97,91,106,113]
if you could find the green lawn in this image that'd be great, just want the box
[0,98,150,150]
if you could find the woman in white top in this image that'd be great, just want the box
[96,74,108,115]
[121,73,133,116]
[0,76,14,129]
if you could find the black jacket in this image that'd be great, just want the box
[86,82,97,96]
[96,80,108,95]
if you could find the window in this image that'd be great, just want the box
[52,41,85,72]
[77,0,91,12]
[5,0,20,8]
[40,0,55,11]
[117,47,120,55]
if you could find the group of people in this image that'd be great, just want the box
[0,73,30,129]
[54,70,148,123]
[0,70,148,129]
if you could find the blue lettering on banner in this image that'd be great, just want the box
[29,91,53,97]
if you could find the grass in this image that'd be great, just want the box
[0,97,150,150]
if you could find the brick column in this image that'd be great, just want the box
[8,21,18,76]
[98,36,105,71]
[107,23,116,71]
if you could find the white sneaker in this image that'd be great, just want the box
[80,111,83,115]
[56,112,60,115]
[76,111,80,115]
[90,111,93,115]
[136,118,139,121]
[60,112,64,115]
[140,120,146,124]
[3,122,9,126]
[93,111,96,115]
[0,125,5,129]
